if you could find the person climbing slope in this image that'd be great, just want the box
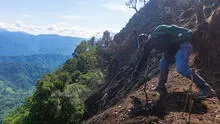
[137,25,215,98]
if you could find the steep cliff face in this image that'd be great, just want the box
[85,0,219,118]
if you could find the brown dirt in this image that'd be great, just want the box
[86,70,220,124]
[85,7,220,124]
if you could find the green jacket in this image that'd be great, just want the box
[151,25,192,44]
[135,25,192,74]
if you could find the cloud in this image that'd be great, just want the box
[59,15,90,20]
[0,21,114,38]
[102,3,130,12]
[22,14,32,18]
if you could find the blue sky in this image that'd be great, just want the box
[0,0,141,38]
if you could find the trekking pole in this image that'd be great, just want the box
[144,80,148,109]
[143,55,151,110]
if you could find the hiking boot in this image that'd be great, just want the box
[159,87,168,95]
[159,87,168,100]
[153,86,168,99]
[189,71,215,99]
[197,87,215,99]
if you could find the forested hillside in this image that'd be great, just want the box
[0,35,34,56]
[0,28,83,123]
[3,31,112,124]
[0,80,32,123]
[0,54,70,70]
[0,54,70,123]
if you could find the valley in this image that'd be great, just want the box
[0,29,83,123]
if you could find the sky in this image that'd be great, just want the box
[0,0,140,38]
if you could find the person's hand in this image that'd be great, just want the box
[138,33,148,43]
[137,33,148,48]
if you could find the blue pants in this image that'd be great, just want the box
[158,42,213,95]
[158,42,193,87]
[160,42,193,77]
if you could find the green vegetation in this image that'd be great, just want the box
[0,63,49,90]
[0,54,70,69]
[0,80,32,123]
[0,54,69,123]
[3,33,112,123]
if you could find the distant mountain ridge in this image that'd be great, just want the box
[0,28,85,56]
[0,35,34,56]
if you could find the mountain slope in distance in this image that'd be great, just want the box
[0,29,85,56]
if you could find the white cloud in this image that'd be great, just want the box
[60,15,90,20]
[22,14,32,18]
[102,3,130,12]
[0,21,117,38]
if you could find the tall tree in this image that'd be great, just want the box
[88,37,96,47]
[102,30,112,47]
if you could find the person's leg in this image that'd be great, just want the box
[155,55,174,94]
[157,57,169,90]
[176,42,214,97]
[175,42,193,77]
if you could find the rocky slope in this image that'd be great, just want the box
[86,70,220,124]
[85,0,220,122]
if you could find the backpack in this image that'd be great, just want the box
[151,25,193,44]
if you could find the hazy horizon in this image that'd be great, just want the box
[0,0,142,38]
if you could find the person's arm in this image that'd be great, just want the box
[133,33,170,77]
[132,25,172,78]
[132,49,149,78]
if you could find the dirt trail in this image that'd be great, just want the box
[86,71,220,124]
